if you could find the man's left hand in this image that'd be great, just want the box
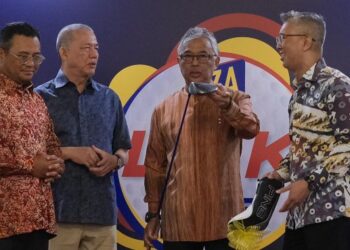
[89,145,118,177]
[277,179,310,212]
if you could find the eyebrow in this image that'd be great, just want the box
[16,51,41,55]
[182,50,210,54]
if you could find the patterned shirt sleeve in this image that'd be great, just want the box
[144,108,167,213]
[0,152,34,176]
[277,153,291,181]
[45,115,62,157]
[112,95,132,153]
[307,78,350,191]
[221,90,260,139]
[0,98,34,176]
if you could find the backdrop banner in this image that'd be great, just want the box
[2,1,350,249]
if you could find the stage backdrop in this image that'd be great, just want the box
[2,1,350,249]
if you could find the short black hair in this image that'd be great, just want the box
[0,22,40,50]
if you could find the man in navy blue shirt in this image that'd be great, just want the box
[35,23,131,250]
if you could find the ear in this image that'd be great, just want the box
[59,47,68,61]
[177,56,180,64]
[303,36,313,51]
[214,55,220,68]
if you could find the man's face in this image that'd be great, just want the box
[177,37,219,85]
[276,22,307,71]
[0,34,41,85]
[61,29,99,79]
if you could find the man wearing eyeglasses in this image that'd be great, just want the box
[0,22,64,250]
[35,24,131,250]
[267,10,350,250]
[143,27,260,250]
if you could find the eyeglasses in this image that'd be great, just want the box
[276,33,316,46]
[179,54,216,64]
[9,52,46,65]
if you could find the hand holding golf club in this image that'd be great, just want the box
[189,82,233,110]
[208,84,233,110]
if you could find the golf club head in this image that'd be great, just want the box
[188,82,218,95]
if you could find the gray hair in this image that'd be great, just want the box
[56,23,94,51]
[280,10,326,49]
[177,27,219,55]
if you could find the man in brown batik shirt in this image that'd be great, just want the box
[144,27,260,250]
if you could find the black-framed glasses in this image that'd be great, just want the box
[179,54,216,64]
[9,52,46,65]
[276,33,316,46]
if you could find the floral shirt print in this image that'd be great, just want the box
[277,59,350,229]
[0,73,61,238]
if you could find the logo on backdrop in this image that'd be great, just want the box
[110,13,292,250]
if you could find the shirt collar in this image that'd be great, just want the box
[0,73,34,92]
[291,58,327,89]
[52,69,98,91]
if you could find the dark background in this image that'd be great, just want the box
[1,0,350,86]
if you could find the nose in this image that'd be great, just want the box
[276,43,282,51]
[275,39,283,51]
[89,47,99,58]
[191,56,199,65]
[24,58,35,66]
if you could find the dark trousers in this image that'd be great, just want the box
[0,230,50,250]
[163,238,233,250]
[283,216,350,250]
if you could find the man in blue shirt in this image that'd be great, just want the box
[35,23,131,250]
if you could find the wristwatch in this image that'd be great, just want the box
[145,211,160,223]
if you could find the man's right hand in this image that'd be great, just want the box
[61,146,100,168]
[32,152,64,182]
[144,218,160,250]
